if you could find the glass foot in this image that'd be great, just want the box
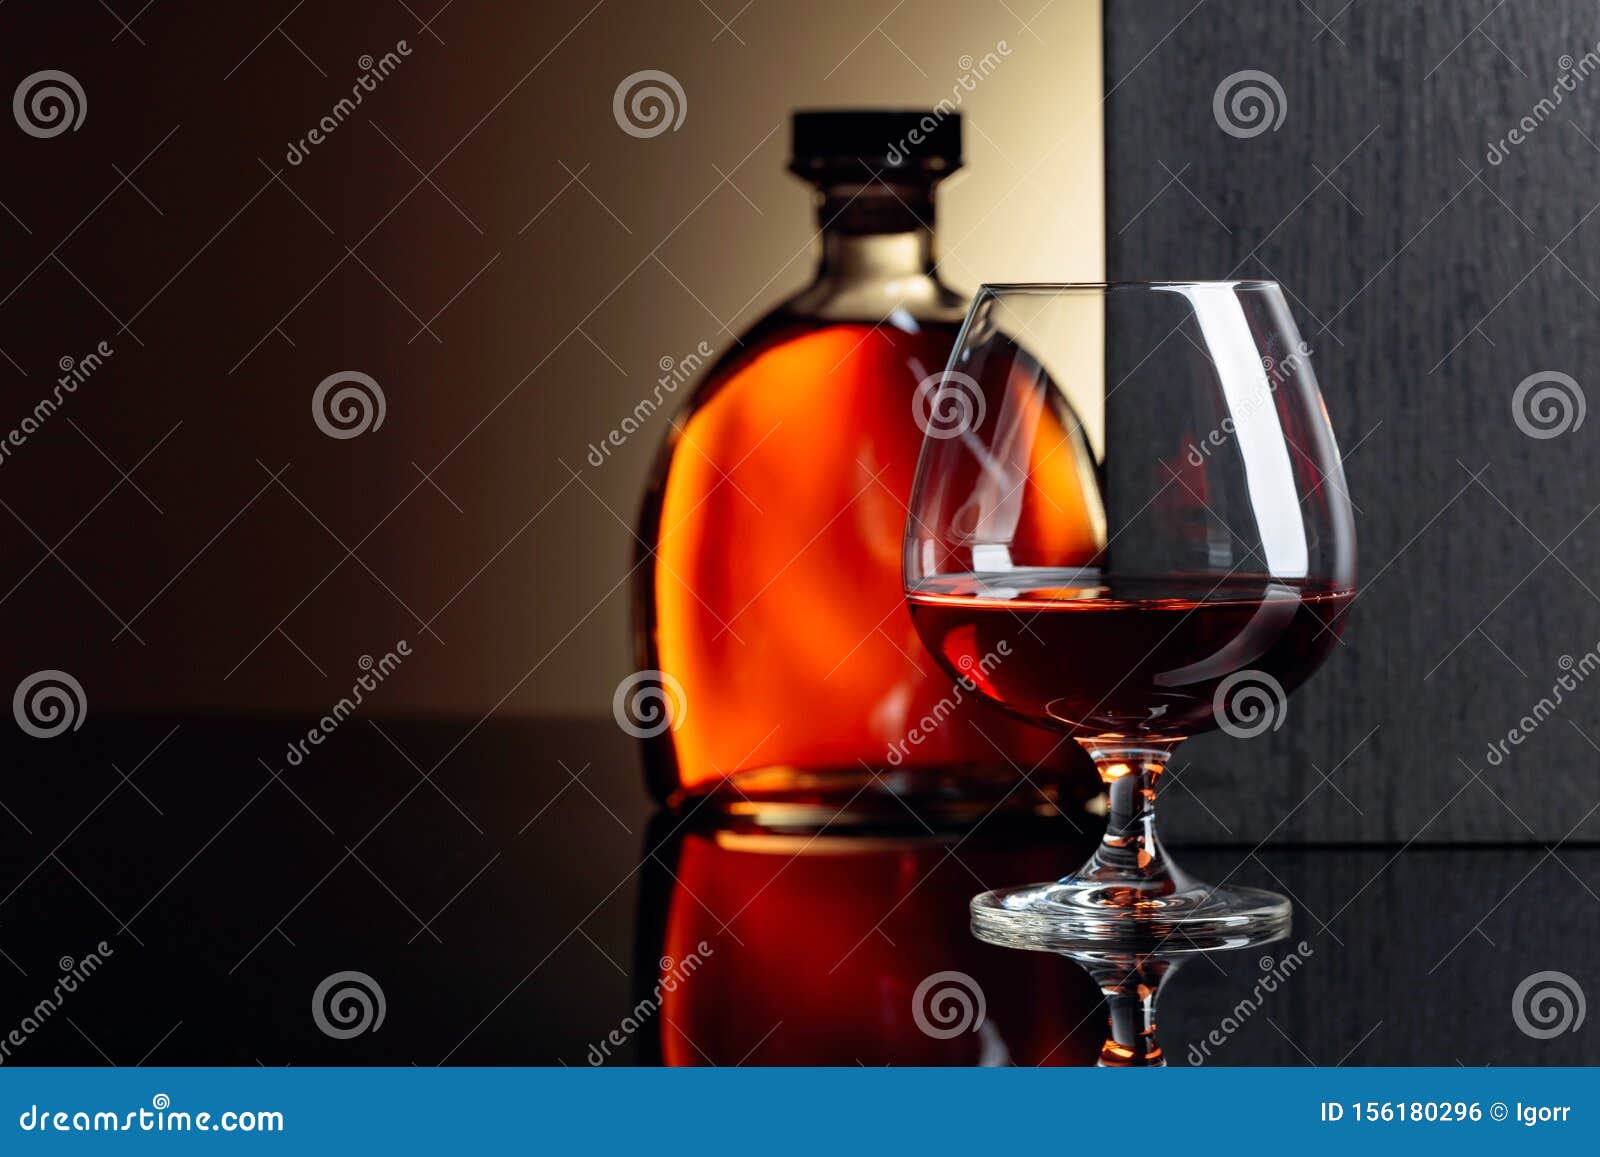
[971,876,1290,953]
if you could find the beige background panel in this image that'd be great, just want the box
[0,1,1102,716]
[513,0,1105,717]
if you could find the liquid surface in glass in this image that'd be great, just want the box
[908,569,1354,738]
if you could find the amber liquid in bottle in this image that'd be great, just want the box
[634,123,1101,818]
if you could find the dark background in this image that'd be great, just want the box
[1108,0,1600,844]
[0,0,1101,720]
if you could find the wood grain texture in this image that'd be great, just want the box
[1105,0,1600,843]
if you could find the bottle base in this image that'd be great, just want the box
[665,762,1085,832]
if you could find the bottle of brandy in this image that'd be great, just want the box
[634,110,1100,821]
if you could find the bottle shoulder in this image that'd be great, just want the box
[776,274,968,325]
[680,310,962,412]
[633,312,963,515]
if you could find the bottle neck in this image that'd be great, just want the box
[817,228,936,281]
[814,184,939,283]
[782,177,959,320]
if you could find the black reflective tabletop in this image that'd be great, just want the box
[0,718,1593,1066]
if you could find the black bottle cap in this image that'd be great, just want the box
[790,109,962,182]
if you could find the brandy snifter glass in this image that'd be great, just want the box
[903,282,1356,950]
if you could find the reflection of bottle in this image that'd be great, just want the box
[633,814,1105,1065]
[634,110,1100,817]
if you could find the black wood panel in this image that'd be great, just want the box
[1106,0,1600,843]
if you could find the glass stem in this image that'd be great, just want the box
[1077,744,1177,890]
[1085,956,1175,1068]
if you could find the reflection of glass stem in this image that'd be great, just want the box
[1081,955,1176,1068]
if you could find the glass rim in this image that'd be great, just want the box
[975,279,1280,293]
